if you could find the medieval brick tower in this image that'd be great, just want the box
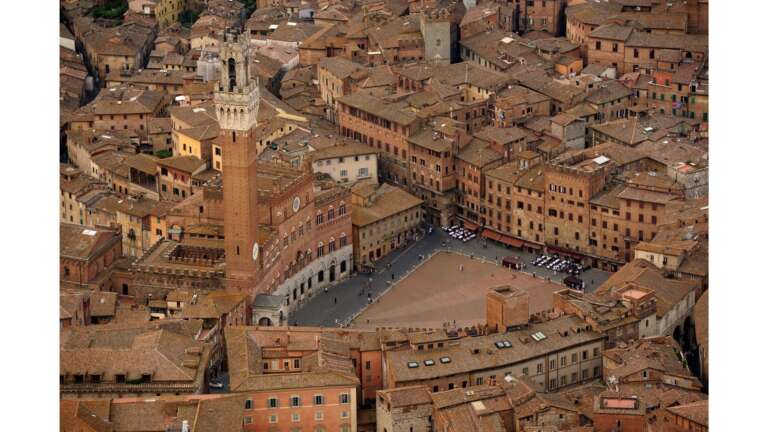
[215,30,262,292]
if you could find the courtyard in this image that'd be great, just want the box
[290,228,611,328]
[349,251,564,330]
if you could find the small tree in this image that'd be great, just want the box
[179,9,200,27]
[91,0,128,20]
[154,149,173,159]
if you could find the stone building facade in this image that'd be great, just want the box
[376,386,433,432]
[213,32,354,319]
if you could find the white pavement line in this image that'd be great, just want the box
[344,248,442,327]
[389,238,429,266]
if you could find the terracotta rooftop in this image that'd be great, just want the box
[351,183,423,227]
[457,140,503,168]
[475,126,528,145]
[666,400,708,426]
[386,315,603,384]
[60,223,120,261]
[225,327,360,393]
[157,155,207,174]
[603,336,694,382]
[312,140,379,161]
[337,92,419,125]
[60,324,210,386]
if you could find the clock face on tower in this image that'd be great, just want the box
[292,196,301,213]
[252,242,259,262]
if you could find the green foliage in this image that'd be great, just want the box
[154,149,173,159]
[180,9,200,27]
[239,0,257,17]
[91,0,128,20]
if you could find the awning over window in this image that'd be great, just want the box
[523,241,543,250]
[462,220,480,231]
[547,246,583,259]
[482,229,524,248]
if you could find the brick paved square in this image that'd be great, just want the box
[350,251,562,330]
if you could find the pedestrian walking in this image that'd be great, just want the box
[334,297,337,304]
[324,287,328,294]
[391,273,395,280]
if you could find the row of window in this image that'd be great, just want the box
[548,183,584,198]
[427,359,600,394]
[61,372,151,384]
[549,366,601,391]
[96,114,146,121]
[246,393,350,410]
[315,235,348,258]
[314,205,347,225]
[339,167,369,178]
[315,154,372,166]
[244,413,352,428]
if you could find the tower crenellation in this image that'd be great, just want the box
[214,30,260,132]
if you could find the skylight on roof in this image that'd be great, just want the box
[407,362,419,368]
[424,359,435,366]
[593,155,610,165]
[530,332,547,342]
[82,229,97,236]
[440,357,451,364]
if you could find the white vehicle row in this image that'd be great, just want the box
[442,226,476,242]
[531,255,583,275]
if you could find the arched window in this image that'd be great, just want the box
[339,202,347,216]
[339,233,347,247]
[227,58,236,91]
[327,207,335,221]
